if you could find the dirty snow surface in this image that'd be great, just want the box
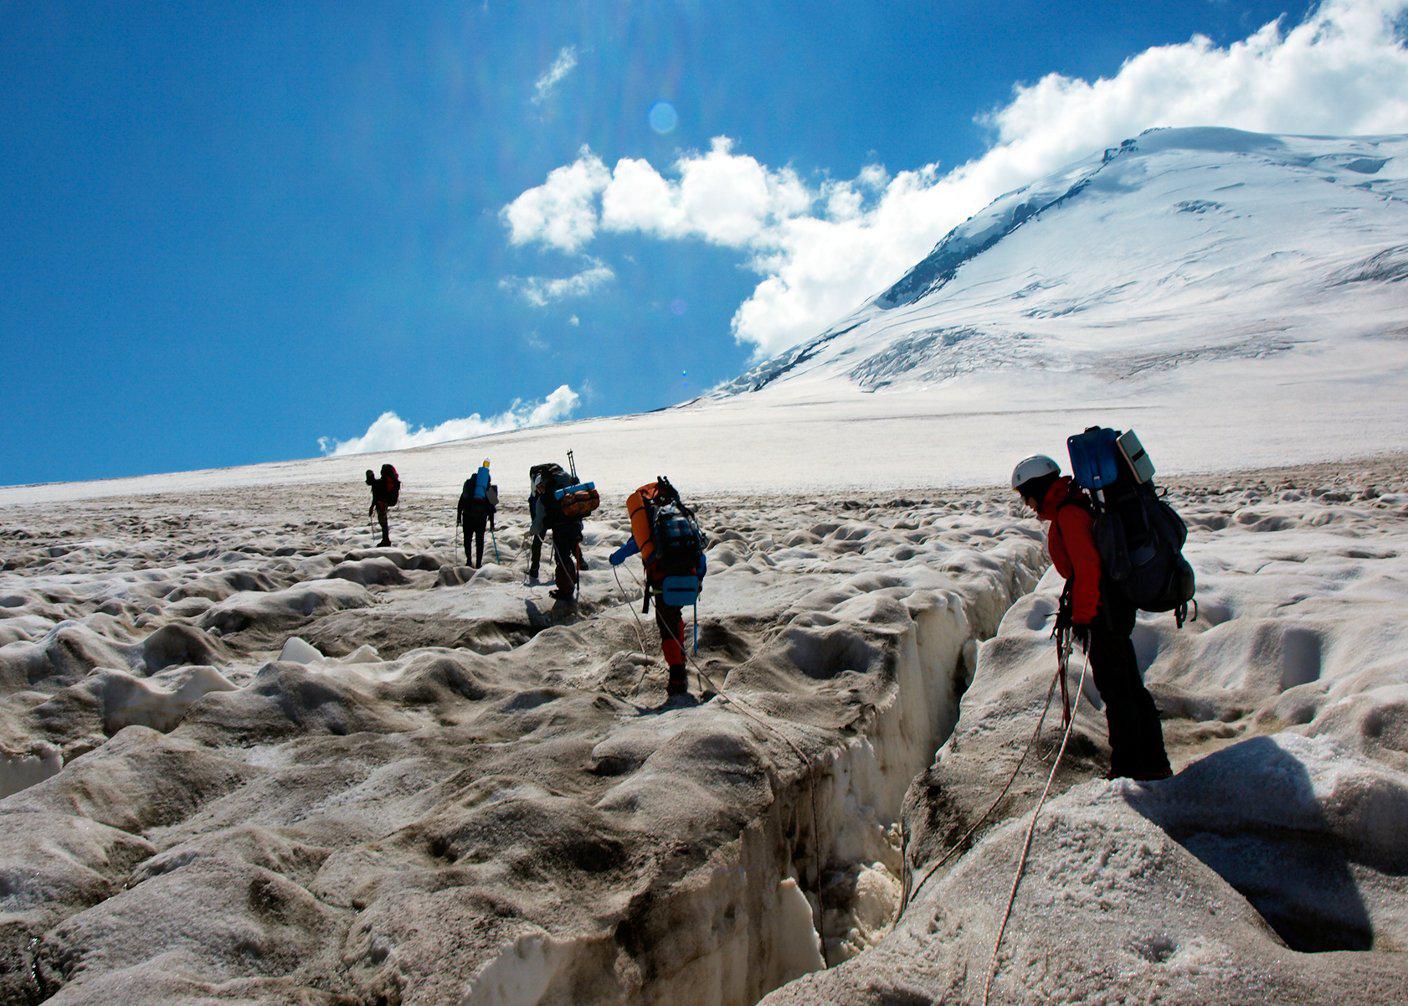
[2,455,1406,1004]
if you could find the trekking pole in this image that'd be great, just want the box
[490,527,501,563]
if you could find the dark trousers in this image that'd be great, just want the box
[371,501,389,546]
[1089,596,1171,778]
[463,514,487,567]
[551,525,581,598]
[528,535,543,579]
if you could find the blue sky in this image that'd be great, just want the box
[2,1,1384,483]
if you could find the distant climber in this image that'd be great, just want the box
[456,460,498,568]
[528,459,600,602]
[610,477,707,698]
[1011,455,1172,781]
[366,464,400,548]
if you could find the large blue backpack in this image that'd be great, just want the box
[1067,427,1195,625]
[461,463,497,513]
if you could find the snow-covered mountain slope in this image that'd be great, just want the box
[4,128,1407,508]
[716,127,1408,405]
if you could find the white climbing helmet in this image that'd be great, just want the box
[1010,455,1060,492]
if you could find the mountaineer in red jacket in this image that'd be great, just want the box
[1012,455,1172,781]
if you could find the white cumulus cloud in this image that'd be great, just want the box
[502,0,1408,357]
[500,260,615,306]
[501,148,609,253]
[318,385,581,456]
[532,46,579,105]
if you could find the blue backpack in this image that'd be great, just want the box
[1067,427,1196,625]
[470,465,490,500]
[461,465,497,514]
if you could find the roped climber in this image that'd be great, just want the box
[1011,454,1172,781]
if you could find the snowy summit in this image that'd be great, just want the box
[719,126,1408,409]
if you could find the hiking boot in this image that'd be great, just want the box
[666,665,688,696]
[1130,766,1173,782]
[377,537,391,548]
[548,589,575,603]
[1106,765,1173,782]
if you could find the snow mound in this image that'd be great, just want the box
[3,458,1405,1003]
[0,478,1050,1003]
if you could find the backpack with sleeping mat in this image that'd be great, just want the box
[461,461,498,515]
[531,457,600,526]
[1066,426,1195,625]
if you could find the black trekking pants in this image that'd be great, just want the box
[1088,597,1171,779]
[371,500,390,545]
[463,514,487,568]
[551,524,581,598]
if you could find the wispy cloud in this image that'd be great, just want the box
[532,45,579,105]
[499,260,614,307]
[318,385,581,456]
[503,0,1408,356]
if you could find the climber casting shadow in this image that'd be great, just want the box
[1123,735,1373,952]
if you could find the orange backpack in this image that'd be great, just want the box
[627,482,665,568]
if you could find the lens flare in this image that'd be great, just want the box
[649,101,678,134]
